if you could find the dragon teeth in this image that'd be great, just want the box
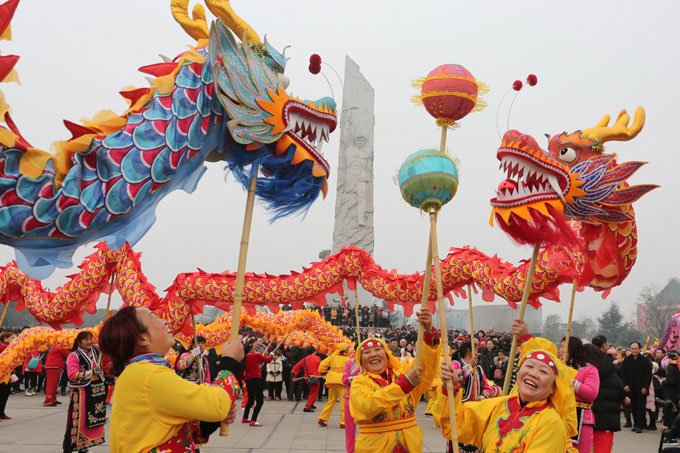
[547,174,565,202]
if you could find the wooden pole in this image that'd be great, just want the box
[430,210,459,453]
[0,302,9,328]
[467,284,478,398]
[228,171,258,343]
[502,244,541,396]
[105,271,116,319]
[353,287,361,344]
[221,169,258,437]
[414,233,433,369]
[439,125,448,153]
[562,280,578,363]
[271,329,295,355]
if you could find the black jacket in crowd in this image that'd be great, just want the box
[666,362,680,405]
[592,356,625,432]
[478,348,497,379]
[621,354,653,395]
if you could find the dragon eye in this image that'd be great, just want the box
[558,147,577,163]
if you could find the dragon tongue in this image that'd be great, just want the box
[498,179,518,193]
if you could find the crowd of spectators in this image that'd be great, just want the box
[5,314,680,443]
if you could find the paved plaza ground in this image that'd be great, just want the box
[0,392,667,452]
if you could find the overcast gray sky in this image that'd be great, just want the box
[1,1,677,327]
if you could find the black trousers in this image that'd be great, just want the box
[293,378,304,401]
[243,378,264,422]
[59,367,69,393]
[0,382,10,416]
[37,372,45,392]
[283,367,292,400]
[24,371,38,391]
[631,391,647,429]
[268,381,282,399]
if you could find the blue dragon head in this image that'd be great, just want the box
[206,10,338,218]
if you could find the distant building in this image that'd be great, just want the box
[444,305,543,334]
[637,278,680,332]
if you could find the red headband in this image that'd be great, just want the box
[361,339,385,352]
[524,351,558,375]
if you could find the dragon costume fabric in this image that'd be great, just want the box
[660,313,680,353]
[0,2,657,386]
[0,109,656,335]
[0,308,349,383]
[0,0,337,279]
[491,107,656,293]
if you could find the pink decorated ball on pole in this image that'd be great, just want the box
[413,64,487,127]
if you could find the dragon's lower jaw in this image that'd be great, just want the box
[275,133,329,179]
[491,204,577,246]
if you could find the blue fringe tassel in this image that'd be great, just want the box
[223,137,324,222]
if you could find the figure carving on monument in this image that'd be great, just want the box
[332,56,375,256]
[348,153,370,226]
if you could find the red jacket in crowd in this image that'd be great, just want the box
[244,353,273,380]
[292,353,321,377]
[45,348,69,370]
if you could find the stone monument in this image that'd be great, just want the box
[332,56,375,255]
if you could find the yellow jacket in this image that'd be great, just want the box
[435,389,567,452]
[319,353,351,386]
[350,340,438,453]
[109,361,231,453]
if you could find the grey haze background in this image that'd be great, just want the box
[1,1,677,327]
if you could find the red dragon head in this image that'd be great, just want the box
[491,107,657,244]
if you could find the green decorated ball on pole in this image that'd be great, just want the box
[398,149,459,212]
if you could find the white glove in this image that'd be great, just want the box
[191,347,201,356]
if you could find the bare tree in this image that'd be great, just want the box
[640,285,677,339]
[543,314,562,343]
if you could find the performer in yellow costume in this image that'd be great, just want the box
[350,307,439,453]
[317,343,351,427]
[435,320,577,453]
[425,350,444,422]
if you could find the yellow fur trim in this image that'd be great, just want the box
[81,110,126,135]
[0,90,10,118]
[0,23,10,41]
[411,74,478,89]
[19,148,55,179]
[0,126,16,147]
[122,88,156,116]
[2,68,18,84]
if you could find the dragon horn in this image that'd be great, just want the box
[171,0,210,41]
[204,0,262,46]
[581,106,646,146]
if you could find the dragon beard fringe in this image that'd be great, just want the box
[222,137,324,222]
